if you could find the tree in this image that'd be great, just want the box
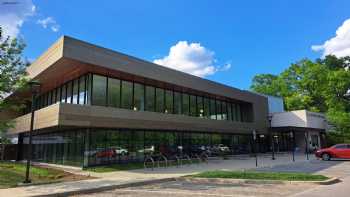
[0,26,29,138]
[250,55,350,140]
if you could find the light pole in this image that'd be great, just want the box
[268,115,275,160]
[290,131,295,162]
[24,81,41,184]
[305,131,309,160]
[252,130,257,167]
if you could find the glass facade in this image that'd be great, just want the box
[34,73,252,123]
[92,75,107,106]
[22,129,264,167]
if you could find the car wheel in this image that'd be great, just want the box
[322,153,331,161]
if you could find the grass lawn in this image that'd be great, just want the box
[191,170,329,181]
[0,161,87,189]
[84,162,145,173]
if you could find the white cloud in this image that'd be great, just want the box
[154,41,231,77]
[0,0,36,38]
[37,16,60,32]
[312,18,350,57]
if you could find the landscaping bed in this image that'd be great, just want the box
[191,170,329,181]
[0,161,90,189]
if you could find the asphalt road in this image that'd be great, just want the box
[75,159,350,197]
[75,180,314,197]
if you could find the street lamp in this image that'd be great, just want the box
[252,130,257,167]
[268,115,275,160]
[290,131,295,162]
[304,132,309,160]
[24,80,41,184]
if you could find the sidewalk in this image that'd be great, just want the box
[0,154,317,197]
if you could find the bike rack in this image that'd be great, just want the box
[183,154,192,165]
[200,152,209,163]
[174,155,181,167]
[144,156,155,170]
[157,154,168,168]
[194,154,202,164]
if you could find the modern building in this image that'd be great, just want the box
[263,95,328,153]
[2,36,326,168]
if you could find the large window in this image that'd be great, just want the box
[108,78,120,108]
[203,97,210,119]
[197,96,203,118]
[156,88,164,113]
[227,102,232,121]
[216,100,222,120]
[174,91,182,114]
[56,87,61,104]
[61,84,67,103]
[66,81,72,104]
[92,75,107,106]
[165,90,173,114]
[134,83,145,111]
[78,76,86,105]
[232,104,237,121]
[32,73,250,123]
[72,79,79,104]
[236,104,242,122]
[145,86,155,112]
[210,99,216,120]
[222,101,227,120]
[52,89,56,104]
[121,80,133,109]
[190,95,197,117]
[182,93,189,115]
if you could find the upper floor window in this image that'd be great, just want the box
[92,74,107,106]
[33,73,252,123]
[134,83,145,111]
[108,77,120,108]
[121,80,133,109]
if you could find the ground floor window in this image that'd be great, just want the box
[21,129,272,167]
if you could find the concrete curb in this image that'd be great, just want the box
[177,177,341,185]
[34,177,176,197]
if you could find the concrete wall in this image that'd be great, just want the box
[306,111,327,130]
[271,110,307,128]
[271,110,327,130]
[9,103,268,135]
[8,104,60,134]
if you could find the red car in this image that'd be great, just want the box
[315,144,350,160]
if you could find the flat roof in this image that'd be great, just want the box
[19,35,266,105]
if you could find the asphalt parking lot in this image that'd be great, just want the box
[76,159,350,197]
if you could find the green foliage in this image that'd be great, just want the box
[0,161,66,188]
[0,26,29,135]
[192,170,329,181]
[250,55,350,136]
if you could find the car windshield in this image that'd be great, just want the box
[333,144,348,149]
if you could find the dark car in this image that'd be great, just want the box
[315,144,350,160]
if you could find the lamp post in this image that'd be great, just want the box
[305,131,309,160]
[268,115,275,160]
[290,131,295,162]
[24,81,41,184]
[252,130,257,167]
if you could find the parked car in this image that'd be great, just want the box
[138,146,154,154]
[96,148,115,158]
[315,144,350,160]
[112,146,128,155]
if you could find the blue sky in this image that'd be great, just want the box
[1,0,350,90]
